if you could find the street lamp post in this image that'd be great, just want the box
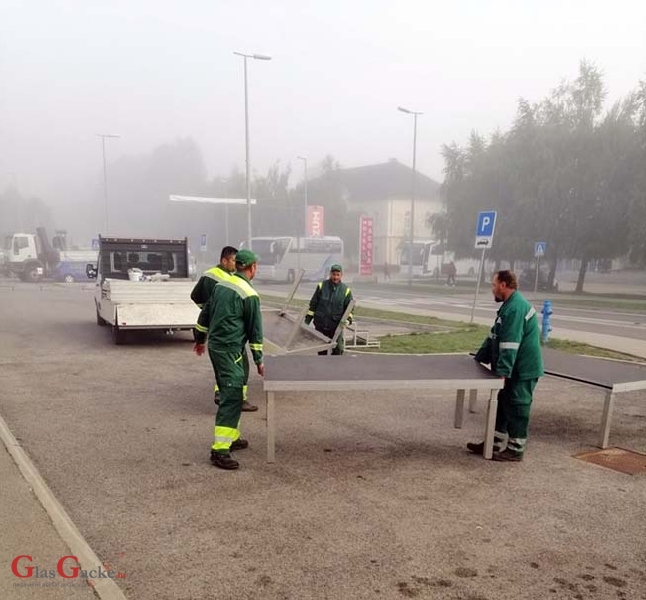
[296,156,308,272]
[398,106,422,287]
[97,133,120,233]
[234,51,271,250]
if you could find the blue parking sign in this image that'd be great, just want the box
[535,242,546,257]
[91,238,100,250]
[475,211,497,248]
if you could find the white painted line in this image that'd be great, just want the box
[0,414,127,600]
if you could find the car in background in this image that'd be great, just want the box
[52,259,96,283]
[519,268,559,292]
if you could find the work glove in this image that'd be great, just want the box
[347,315,353,325]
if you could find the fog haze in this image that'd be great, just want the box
[1,0,645,241]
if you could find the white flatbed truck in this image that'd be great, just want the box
[87,236,199,344]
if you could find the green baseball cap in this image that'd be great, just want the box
[235,249,259,267]
[330,264,343,272]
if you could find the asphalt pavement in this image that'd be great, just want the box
[1,282,645,599]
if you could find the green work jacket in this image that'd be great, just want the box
[305,279,354,332]
[190,265,232,308]
[475,290,544,380]
[194,272,263,365]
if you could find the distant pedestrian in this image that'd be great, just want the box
[446,261,457,286]
[383,262,391,282]
[468,270,544,461]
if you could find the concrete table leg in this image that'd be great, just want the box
[454,389,465,428]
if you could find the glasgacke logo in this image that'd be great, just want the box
[11,555,126,580]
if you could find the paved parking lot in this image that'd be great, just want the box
[1,283,645,600]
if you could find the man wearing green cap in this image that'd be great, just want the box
[305,264,354,355]
[190,245,258,412]
[193,249,264,470]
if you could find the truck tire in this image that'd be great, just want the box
[112,324,126,345]
[96,307,107,326]
[23,263,43,283]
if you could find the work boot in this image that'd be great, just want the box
[241,400,258,412]
[213,391,220,406]
[210,451,239,470]
[466,438,505,455]
[492,448,524,462]
[230,438,249,451]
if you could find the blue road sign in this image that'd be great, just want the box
[91,238,100,251]
[535,241,546,257]
[200,234,207,252]
[474,211,497,248]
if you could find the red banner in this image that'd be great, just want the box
[359,215,374,276]
[307,205,324,237]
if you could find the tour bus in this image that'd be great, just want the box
[242,236,344,283]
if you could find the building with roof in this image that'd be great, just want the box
[338,158,443,268]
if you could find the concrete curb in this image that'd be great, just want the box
[0,414,127,600]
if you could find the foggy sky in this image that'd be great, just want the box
[1,0,645,204]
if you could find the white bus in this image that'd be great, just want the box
[243,236,344,283]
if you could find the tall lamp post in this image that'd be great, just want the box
[397,106,422,287]
[97,133,120,233]
[296,156,308,271]
[234,51,272,250]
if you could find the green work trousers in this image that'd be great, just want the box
[494,378,538,454]
[208,348,245,453]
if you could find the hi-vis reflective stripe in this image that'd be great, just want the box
[249,342,263,351]
[508,437,527,450]
[219,275,258,299]
[499,342,520,350]
[344,288,351,297]
[306,310,314,317]
[525,307,536,320]
[195,323,208,333]
[205,268,231,283]
[212,425,239,451]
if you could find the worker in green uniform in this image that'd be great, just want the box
[468,270,544,461]
[304,264,354,355]
[193,249,264,470]
[190,246,258,412]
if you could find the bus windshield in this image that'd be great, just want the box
[247,236,343,283]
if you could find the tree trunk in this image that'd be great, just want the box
[575,255,588,293]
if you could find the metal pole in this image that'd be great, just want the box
[534,256,540,293]
[225,203,229,246]
[470,248,487,323]
[303,158,308,235]
[243,56,252,251]
[101,137,108,233]
[408,114,418,287]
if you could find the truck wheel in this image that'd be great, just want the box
[287,269,295,284]
[25,266,43,283]
[96,307,107,326]
[112,324,126,345]
[64,274,75,283]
